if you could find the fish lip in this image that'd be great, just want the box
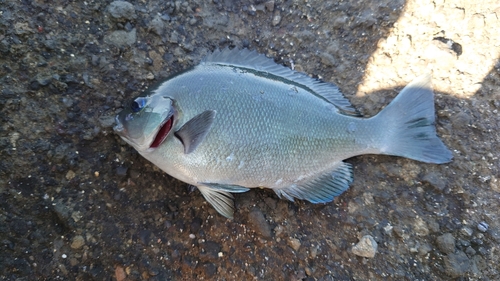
[149,110,175,149]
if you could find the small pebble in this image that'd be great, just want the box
[477,247,488,256]
[272,10,281,26]
[62,97,73,107]
[465,246,476,256]
[460,226,473,237]
[115,265,126,281]
[288,237,301,251]
[477,222,488,232]
[418,243,432,256]
[413,217,430,236]
[116,166,128,176]
[471,238,483,246]
[98,115,116,128]
[310,246,318,258]
[383,224,393,234]
[264,1,275,12]
[71,235,85,249]
[274,225,284,237]
[459,239,470,247]
[65,170,76,180]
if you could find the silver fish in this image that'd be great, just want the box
[114,48,452,218]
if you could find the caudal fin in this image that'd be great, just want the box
[373,75,452,164]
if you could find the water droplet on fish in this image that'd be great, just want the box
[347,122,356,133]
[226,153,234,162]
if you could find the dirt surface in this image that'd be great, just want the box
[1,0,499,280]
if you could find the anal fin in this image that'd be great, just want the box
[274,162,353,203]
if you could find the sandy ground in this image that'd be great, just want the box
[1,0,499,280]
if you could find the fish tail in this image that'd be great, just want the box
[372,74,452,164]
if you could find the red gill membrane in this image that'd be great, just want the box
[150,116,173,148]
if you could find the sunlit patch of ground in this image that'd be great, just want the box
[357,0,499,98]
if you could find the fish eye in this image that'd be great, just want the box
[131,97,147,112]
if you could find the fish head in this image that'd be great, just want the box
[114,94,176,153]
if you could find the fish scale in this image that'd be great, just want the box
[114,48,452,218]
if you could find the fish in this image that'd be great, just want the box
[113,48,452,219]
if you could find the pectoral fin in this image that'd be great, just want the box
[175,110,216,154]
[197,185,235,219]
[274,162,353,203]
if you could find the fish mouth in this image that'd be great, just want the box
[150,115,174,149]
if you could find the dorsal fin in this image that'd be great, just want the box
[202,48,360,116]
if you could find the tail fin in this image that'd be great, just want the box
[373,74,452,164]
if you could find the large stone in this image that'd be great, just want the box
[108,1,136,21]
[247,208,272,238]
[104,29,137,47]
[436,233,456,254]
[352,235,377,258]
[444,251,470,277]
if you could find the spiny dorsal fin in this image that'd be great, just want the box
[202,48,360,116]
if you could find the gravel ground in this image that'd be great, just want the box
[1,0,499,280]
